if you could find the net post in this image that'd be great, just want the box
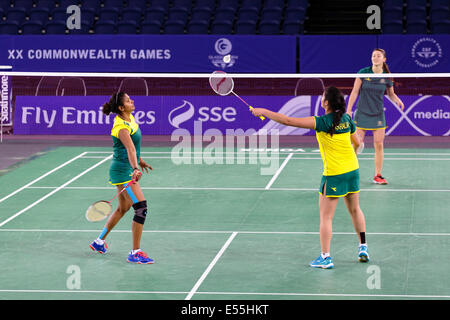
[0,65,13,143]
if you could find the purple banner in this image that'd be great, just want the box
[1,75,12,126]
[13,94,450,136]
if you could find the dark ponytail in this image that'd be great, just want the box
[324,86,347,137]
[102,92,125,115]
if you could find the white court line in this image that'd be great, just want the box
[0,229,449,236]
[0,152,87,205]
[265,153,293,190]
[0,289,448,299]
[0,155,112,228]
[25,186,450,192]
[185,232,238,300]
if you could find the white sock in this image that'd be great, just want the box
[131,249,141,255]
[321,252,330,259]
[95,238,104,245]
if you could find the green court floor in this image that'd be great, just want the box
[0,146,449,300]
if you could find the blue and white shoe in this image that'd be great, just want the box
[89,239,108,254]
[358,244,370,262]
[310,255,334,269]
[127,250,154,264]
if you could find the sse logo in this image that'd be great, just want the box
[168,100,237,128]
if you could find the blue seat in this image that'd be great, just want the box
[99,8,120,22]
[51,8,68,22]
[191,7,212,21]
[140,20,161,33]
[164,19,185,34]
[258,19,280,34]
[122,8,142,21]
[406,0,427,10]
[261,7,282,21]
[384,0,403,11]
[0,22,20,34]
[127,0,148,8]
[80,8,96,24]
[187,19,209,34]
[59,0,80,8]
[29,8,50,24]
[79,0,101,13]
[282,19,304,34]
[265,0,285,10]
[218,0,240,8]
[382,21,403,33]
[94,20,116,33]
[45,21,67,34]
[431,0,449,10]
[287,0,309,9]
[430,8,450,23]
[285,7,306,21]
[144,9,165,24]
[406,8,427,22]
[210,20,232,34]
[405,21,428,33]
[6,8,27,23]
[13,0,33,10]
[117,21,138,33]
[235,19,256,34]
[431,20,450,33]
[238,7,259,22]
[194,0,215,11]
[214,8,236,21]
[167,7,189,22]
[103,0,125,8]
[383,9,403,23]
[36,0,57,8]
[21,21,44,34]
[149,0,169,11]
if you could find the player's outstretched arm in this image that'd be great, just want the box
[251,108,315,129]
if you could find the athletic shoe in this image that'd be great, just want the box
[373,174,388,185]
[127,251,154,264]
[89,240,108,254]
[309,255,334,269]
[358,244,370,262]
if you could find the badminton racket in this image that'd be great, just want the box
[209,70,265,121]
[85,179,135,222]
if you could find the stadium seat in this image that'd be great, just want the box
[285,7,306,21]
[238,7,259,22]
[383,9,403,23]
[36,0,57,8]
[80,8,96,25]
[382,21,403,33]
[430,0,449,10]
[140,20,161,34]
[121,8,142,21]
[406,8,427,22]
[265,0,285,10]
[218,0,240,8]
[149,0,169,11]
[21,21,44,34]
[94,20,116,34]
[99,8,120,22]
[214,7,236,21]
[103,0,125,8]
[29,8,51,24]
[287,0,309,9]
[51,8,69,23]
[45,21,67,34]
[261,7,283,21]
[405,0,427,10]
[127,0,148,8]
[0,22,20,35]
[59,0,80,9]
[258,20,280,34]
[167,7,189,22]
[164,19,185,34]
[6,8,27,23]
[405,21,428,33]
[430,9,450,23]
[190,7,213,21]
[117,21,138,34]
[187,19,209,34]
[431,20,450,33]
[282,20,304,34]
[194,0,215,11]
[68,21,91,34]
[79,0,101,13]
[383,0,403,11]
[13,0,33,10]
[210,20,233,34]
[143,9,165,24]
[235,19,257,34]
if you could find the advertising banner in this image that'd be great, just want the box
[0,35,297,73]
[1,74,12,126]
[13,94,450,136]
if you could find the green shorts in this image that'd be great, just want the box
[319,169,360,198]
[354,110,386,130]
[109,160,133,185]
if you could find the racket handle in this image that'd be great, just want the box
[248,106,265,121]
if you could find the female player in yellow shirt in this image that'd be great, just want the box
[251,86,369,269]
[89,92,154,264]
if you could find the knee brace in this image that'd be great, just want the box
[132,200,148,225]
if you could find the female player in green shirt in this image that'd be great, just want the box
[89,92,154,264]
[251,86,369,269]
[347,48,405,185]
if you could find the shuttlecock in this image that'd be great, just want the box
[223,54,231,63]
